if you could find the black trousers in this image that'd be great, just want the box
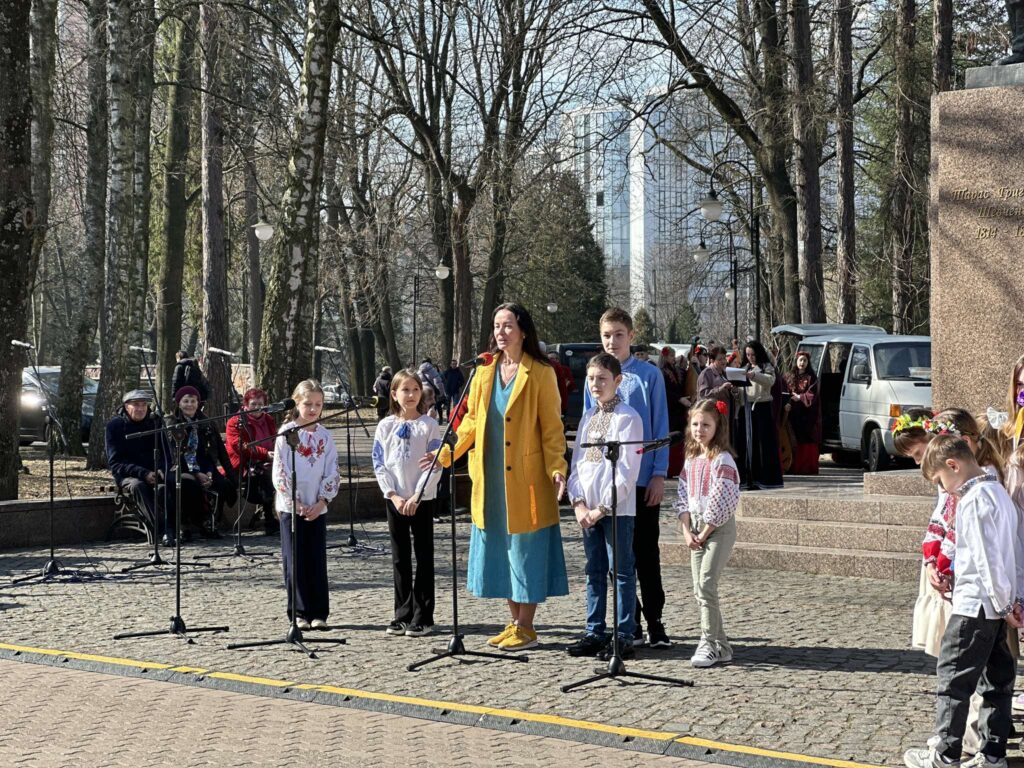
[735,401,784,488]
[164,470,205,533]
[935,609,1015,760]
[280,513,329,621]
[119,478,161,533]
[386,499,435,626]
[633,486,666,628]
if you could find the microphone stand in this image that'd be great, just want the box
[204,354,273,561]
[11,348,101,584]
[561,435,693,693]
[227,412,349,658]
[114,416,228,643]
[407,361,527,672]
[318,349,386,556]
[119,348,183,573]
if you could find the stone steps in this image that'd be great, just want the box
[660,484,934,582]
[863,469,934,498]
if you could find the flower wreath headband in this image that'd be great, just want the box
[890,411,963,437]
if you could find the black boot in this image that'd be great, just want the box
[998,1,1024,64]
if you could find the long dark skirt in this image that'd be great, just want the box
[735,401,784,489]
[280,512,329,621]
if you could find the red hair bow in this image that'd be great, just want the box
[714,400,728,415]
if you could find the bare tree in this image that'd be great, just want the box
[56,0,108,456]
[257,0,342,397]
[834,0,856,323]
[0,0,34,498]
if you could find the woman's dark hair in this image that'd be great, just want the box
[744,340,772,368]
[791,351,816,379]
[489,302,550,366]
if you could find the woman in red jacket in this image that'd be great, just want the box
[226,388,279,535]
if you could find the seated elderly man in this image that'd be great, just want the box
[105,389,164,535]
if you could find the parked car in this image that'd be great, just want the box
[322,384,342,405]
[20,367,98,446]
[788,332,932,472]
[547,343,603,431]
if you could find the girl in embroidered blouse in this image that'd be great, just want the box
[372,370,442,638]
[674,398,740,668]
[272,380,340,631]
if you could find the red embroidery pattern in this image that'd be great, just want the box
[296,433,326,466]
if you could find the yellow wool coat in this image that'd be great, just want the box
[441,352,567,534]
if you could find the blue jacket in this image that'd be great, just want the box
[105,410,161,485]
[584,356,669,487]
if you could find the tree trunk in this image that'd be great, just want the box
[87,0,138,469]
[57,0,108,457]
[29,0,58,348]
[257,0,341,398]
[478,173,511,352]
[200,0,230,415]
[156,9,197,409]
[452,198,475,363]
[130,0,156,349]
[891,0,918,334]
[933,0,953,93]
[426,168,455,367]
[789,0,825,322]
[834,0,857,324]
[244,154,264,364]
[0,1,34,499]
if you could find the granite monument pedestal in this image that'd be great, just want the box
[930,63,1024,414]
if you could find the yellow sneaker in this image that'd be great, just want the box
[498,625,538,651]
[487,623,517,647]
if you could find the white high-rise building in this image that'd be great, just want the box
[561,92,752,340]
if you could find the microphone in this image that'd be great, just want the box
[10,339,34,349]
[460,351,495,368]
[207,347,238,357]
[256,398,296,414]
[314,345,341,354]
[129,345,156,354]
[636,431,684,455]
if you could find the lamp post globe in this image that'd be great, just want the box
[434,264,450,280]
[700,193,723,222]
[692,241,710,263]
[546,302,558,314]
[252,219,274,242]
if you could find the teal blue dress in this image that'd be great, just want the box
[466,370,568,603]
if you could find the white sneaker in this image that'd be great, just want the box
[904,747,960,768]
[690,643,720,668]
[961,754,1007,768]
[717,645,733,664]
[295,617,312,631]
[1013,693,1024,713]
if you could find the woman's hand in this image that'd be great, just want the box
[553,473,566,501]
[644,476,665,506]
[679,396,691,407]
[196,472,212,488]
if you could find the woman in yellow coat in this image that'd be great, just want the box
[431,303,568,651]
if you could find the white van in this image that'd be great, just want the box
[791,332,932,472]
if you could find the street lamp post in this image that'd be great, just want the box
[700,158,761,341]
[412,262,451,364]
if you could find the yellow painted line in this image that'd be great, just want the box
[0,642,173,671]
[0,641,882,767]
[676,736,883,768]
[206,671,296,688]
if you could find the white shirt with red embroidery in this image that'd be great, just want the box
[673,452,740,529]
[272,422,340,515]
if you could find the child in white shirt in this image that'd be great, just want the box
[904,435,1022,768]
[566,353,643,659]
[273,380,340,631]
[372,369,441,637]
[674,397,740,669]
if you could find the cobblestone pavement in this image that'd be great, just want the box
[0,502,989,767]
[1,659,707,767]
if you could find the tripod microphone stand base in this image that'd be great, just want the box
[560,653,693,693]
[227,623,347,659]
[407,633,529,672]
[113,615,229,645]
[12,558,101,585]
